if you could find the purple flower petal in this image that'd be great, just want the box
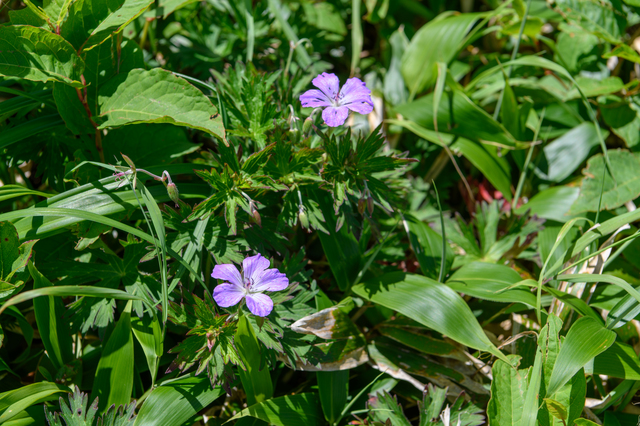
[252,269,289,292]
[322,106,349,127]
[300,89,332,108]
[312,72,340,100]
[338,77,374,115]
[213,283,245,308]
[211,264,242,288]
[243,254,270,286]
[245,293,274,317]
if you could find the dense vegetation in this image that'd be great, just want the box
[2,0,640,424]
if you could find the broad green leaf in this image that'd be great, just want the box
[54,38,144,135]
[0,114,65,150]
[236,315,273,406]
[229,393,322,426]
[158,0,199,18]
[317,371,348,425]
[487,355,525,425]
[523,349,542,426]
[394,86,522,149]
[103,125,199,167]
[546,317,616,396]
[61,0,154,51]
[599,95,640,149]
[389,119,512,198]
[585,341,640,380]
[569,208,640,258]
[383,28,409,106]
[0,26,84,87]
[97,68,225,141]
[378,325,464,359]
[401,12,481,96]
[133,376,225,426]
[0,382,68,423]
[447,262,537,308]
[92,301,134,412]
[534,123,604,183]
[352,272,507,361]
[28,261,73,371]
[131,312,163,385]
[553,0,626,43]
[569,150,640,214]
[404,213,453,280]
[603,44,640,64]
[514,186,580,223]
[543,399,567,422]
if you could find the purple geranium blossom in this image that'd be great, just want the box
[300,72,374,127]
[211,254,288,317]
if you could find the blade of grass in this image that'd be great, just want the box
[512,108,545,213]
[432,181,446,283]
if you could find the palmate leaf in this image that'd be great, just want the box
[167,293,242,387]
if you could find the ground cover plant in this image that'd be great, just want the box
[3,0,640,424]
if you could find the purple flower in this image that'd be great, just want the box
[211,254,289,317]
[300,72,374,127]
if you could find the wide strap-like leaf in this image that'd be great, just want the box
[352,272,507,362]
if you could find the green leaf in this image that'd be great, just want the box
[401,12,482,96]
[229,393,322,426]
[103,125,199,167]
[546,317,616,396]
[92,301,134,412]
[0,382,69,423]
[133,376,225,426]
[131,312,163,385]
[0,26,84,87]
[352,272,507,361]
[368,391,412,426]
[447,262,537,308]
[0,114,65,150]
[97,68,225,140]
[404,213,453,280]
[585,341,640,380]
[317,371,348,425]
[61,0,154,51]
[570,150,640,213]
[487,355,526,425]
[235,315,273,406]
[603,44,640,64]
[388,120,513,200]
[394,85,522,149]
[599,95,640,149]
[28,261,73,371]
[514,186,580,223]
[543,399,567,422]
[535,123,605,183]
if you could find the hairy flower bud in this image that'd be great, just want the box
[251,203,262,227]
[167,182,180,207]
[302,117,313,134]
[298,208,309,230]
[358,197,366,215]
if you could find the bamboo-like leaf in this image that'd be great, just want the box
[133,376,225,426]
[229,393,322,426]
[317,371,348,425]
[546,317,616,396]
[92,301,134,412]
[0,382,68,423]
[352,272,508,362]
[235,315,273,406]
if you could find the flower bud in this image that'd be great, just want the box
[358,197,366,215]
[302,117,313,134]
[367,196,374,215]
[167,182,180,207]
[121,153,136,171]
[298,208,309,230]
[251,203,262,227]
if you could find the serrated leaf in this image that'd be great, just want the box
[0,26,84,87]
[98,68,225,140]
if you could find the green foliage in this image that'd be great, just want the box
[3,0,640,424]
